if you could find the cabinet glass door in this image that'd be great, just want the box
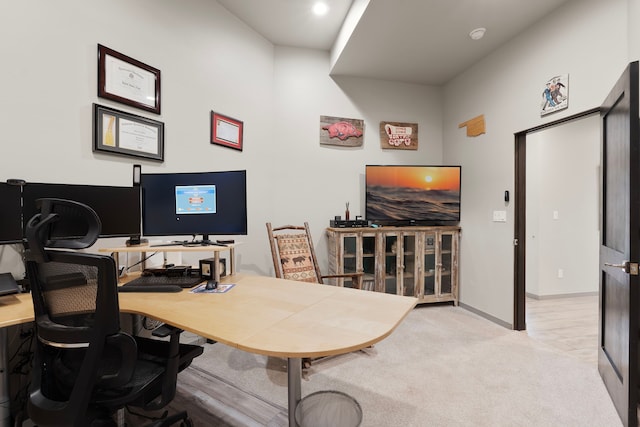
[383,233,399,294]
[422,233,436,297]
[439,233,453,295]
[402,233,416,297]
[342,234,359,288]
[361,233,376,290]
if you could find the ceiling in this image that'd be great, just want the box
[216,0,572,85]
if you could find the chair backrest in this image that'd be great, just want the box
[266,222,323,283]
[24,198,136,426]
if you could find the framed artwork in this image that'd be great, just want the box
[211,111,243,151]
[98,44,161,114]
[540,74,569,116]
[93,103,164,161]
[320,115,364,147]
[380,121,418,150]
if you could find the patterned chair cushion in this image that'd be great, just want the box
[276,233,319,283]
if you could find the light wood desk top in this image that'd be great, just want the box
[118,274,417,358]
[1,275,417,358]
[0,292,35,328]
[1,274,416,427]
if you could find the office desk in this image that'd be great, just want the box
[1,274,416,427]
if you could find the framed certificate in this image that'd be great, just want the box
[210,111,243,151]
[98,44,161,114]
[93,104,164,161]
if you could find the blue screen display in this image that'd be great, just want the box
[175,185,216,214]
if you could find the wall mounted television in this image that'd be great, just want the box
[141,170,247,244]
[0,182,24,244]
[365,165,461,226]
[22,182,141,239]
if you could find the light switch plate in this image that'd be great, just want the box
[492,210,507,222]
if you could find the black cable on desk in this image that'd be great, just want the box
[123,251,160,272]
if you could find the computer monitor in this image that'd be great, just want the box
[0,182,23,244]
[22,183,141,239]
[141,170,247,243]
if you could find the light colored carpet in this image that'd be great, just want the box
[187,304,622,426]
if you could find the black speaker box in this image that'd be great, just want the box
[329,219,369,228]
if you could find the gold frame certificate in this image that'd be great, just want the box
[93,104,164,161]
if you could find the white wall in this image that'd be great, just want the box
[0,0,277,277]
[443,0,628,324]
[2,0,635,327]
[526,114,600,297]
[0,1,444,281]
[270,47,442,269]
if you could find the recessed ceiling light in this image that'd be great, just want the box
[469,27,486,40]
[312,2,329,16]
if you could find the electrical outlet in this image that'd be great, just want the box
[558,269,564,279]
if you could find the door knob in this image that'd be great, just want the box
[604,261,639,275]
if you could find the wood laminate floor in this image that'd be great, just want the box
[525,294,598,365]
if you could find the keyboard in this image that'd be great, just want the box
[118,275,204,293]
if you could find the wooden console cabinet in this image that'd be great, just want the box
[326,226,460,305]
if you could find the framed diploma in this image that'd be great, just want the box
[93,104,164,161]
[98,44,161,114]
[210,111,243,151]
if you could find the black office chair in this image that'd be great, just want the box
[24,198,203,427]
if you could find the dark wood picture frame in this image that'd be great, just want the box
[98,44,161,114]
[93,103,164,161]
[210,111,243,151]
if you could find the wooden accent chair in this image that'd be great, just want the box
[266,222,366,369]
[266,222,364,289]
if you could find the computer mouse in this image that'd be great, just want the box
[205,280,217,290]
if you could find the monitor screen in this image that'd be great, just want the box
[0,183,23,244]
[22,183,141,239]
[365,165,461,226]
[141,170,247,241]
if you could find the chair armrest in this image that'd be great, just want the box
[320,271,364,290]
[151,323,183,338]
[99,332,137,388]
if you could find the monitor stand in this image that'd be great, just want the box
[125,236,149,246]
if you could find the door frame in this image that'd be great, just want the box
[513,107,600,330]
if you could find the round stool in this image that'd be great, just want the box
[295,390,362,427]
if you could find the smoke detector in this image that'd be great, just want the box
[469,28,486,40]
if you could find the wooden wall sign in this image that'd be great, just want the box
[379,121,418,150]
[320,115,364,147]
[458,115,486,137]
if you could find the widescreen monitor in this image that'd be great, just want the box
[22,183,141,239]
[141,170,247,243]
[0,182,23,244]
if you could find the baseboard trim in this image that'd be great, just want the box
[526,291,598,300]
[459,302,512,329]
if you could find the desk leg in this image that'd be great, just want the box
[213,252,221,282]
[1,328,10,427]
[229,247,235,275]
[287,357,301,427]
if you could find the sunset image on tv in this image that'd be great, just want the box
[366,165,461,224]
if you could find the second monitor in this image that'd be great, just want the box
[141,170,247,244]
